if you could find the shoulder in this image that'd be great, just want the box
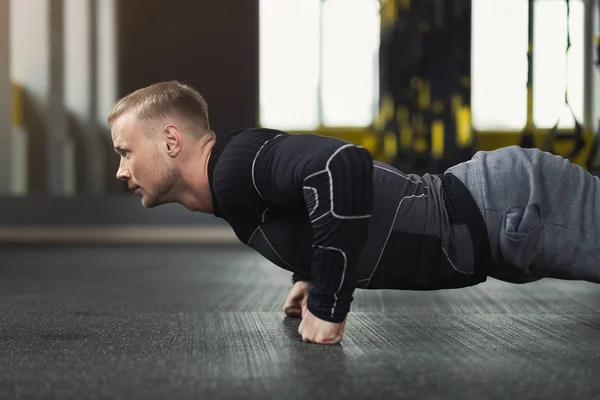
[212,128,288,187]
[211,128,289,219]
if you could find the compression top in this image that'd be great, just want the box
[207,128,493,323]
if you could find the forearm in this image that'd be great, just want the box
[307,218,370,322]
[302,144,374,323]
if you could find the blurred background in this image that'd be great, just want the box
[0,0,599,244]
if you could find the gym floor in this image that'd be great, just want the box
[1,245,599,400]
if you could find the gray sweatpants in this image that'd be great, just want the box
[446,145,600,284]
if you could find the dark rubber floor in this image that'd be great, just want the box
[0,245,599,399]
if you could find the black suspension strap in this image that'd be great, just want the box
[585,0,600,171]
[544,0,585,160]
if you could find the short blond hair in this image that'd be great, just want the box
[107,81,211,138]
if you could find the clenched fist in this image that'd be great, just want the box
[283,281,347,344]
[298,308,346,344]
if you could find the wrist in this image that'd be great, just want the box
[307,296,349,323]
[292,273,311,284]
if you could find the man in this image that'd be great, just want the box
[108,81,600,345]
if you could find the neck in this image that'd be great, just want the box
[177,137,216,213]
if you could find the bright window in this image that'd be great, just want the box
[259,0,380,131]
[471,0,529,131]
[472,0,584,131]
[533,0,584,129]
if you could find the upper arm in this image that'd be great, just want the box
[253,133,373,208]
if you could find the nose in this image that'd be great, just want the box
[116,160,131,181]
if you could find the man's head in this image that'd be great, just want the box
[108,81,215,209]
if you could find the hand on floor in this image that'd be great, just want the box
[282,281,310,318]
[298,309,346,345]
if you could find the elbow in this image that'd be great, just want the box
[327,145,374,215]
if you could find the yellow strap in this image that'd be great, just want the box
[381,0,397,27]
[456,106,472,147]
[431,119,444,159]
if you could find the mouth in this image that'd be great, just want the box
[129,185,141,194]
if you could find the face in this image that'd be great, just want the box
[111,113,180,208]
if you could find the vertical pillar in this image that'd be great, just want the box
[64,0,105,194]
[97,0,119,192]
[584,0,598,134]
[0,0,11,195]
[88,0,105,193]
[97,0,117,126]
[48,0,70,196]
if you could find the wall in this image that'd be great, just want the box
[116,0,259,136]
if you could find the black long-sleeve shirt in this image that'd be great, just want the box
[207,128,493,323]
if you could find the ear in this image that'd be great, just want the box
[161,125,183,156]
